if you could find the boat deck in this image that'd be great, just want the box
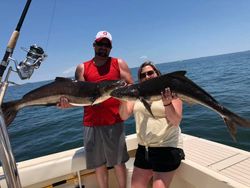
[175,134,250,188]
[0,133,249,188]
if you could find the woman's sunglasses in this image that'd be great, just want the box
[140,70,155,79]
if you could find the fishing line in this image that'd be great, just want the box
[45,0,57,51]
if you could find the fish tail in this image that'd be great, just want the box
[222,108,250,142]
[1,100,19,126]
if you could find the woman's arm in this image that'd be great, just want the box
[119,101,135,120]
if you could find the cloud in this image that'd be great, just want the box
[140,56,148,59]
[62,66,75,75]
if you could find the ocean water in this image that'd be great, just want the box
[4,51,250,162]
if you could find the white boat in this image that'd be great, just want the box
[0,133,249,188]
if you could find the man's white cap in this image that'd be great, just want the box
[95,31,112,43]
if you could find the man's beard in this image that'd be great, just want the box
[95,49,109,57]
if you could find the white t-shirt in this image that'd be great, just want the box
[133,100,183,148]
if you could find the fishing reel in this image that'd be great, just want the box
[11,44,47,80]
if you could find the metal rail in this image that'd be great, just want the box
[0,79,22,188]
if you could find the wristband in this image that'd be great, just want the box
[164,102,172,107]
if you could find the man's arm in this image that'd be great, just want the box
[117,58,134,119]
[118,58,134,84]
[75,63,85,81]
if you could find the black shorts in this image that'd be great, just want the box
[134,145,185,172]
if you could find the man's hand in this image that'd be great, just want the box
[57,96,72,109]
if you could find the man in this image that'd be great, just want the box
[59,31,133,188]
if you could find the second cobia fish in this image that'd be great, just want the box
[110,71,250,141]
[2,77,126,126]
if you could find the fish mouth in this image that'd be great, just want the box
[117,80,127,87]
[109,80,127,89]
[100,80,127,95]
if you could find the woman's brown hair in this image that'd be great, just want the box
[137,60,161,81]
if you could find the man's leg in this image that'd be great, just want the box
[114,163,127,188]
[96,165,109,188]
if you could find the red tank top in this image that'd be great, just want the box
[83,57,123,126]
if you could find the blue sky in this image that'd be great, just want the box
[1,0,250,84]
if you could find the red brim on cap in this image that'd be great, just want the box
[95,37,112,43]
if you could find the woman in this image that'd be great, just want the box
[119,61,185,188]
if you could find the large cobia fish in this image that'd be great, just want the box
[110,71,250,141]
[2,77,126,126]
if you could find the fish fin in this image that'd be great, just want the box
[55,77,73,82]
[90,96,98,105]
[223,118,237,142]
[167,71,187,76]
[92,96,111,105]
[170,71,220,104]
[91,100,98,105]
[182,99,196,106]
[1,101,19,126]
[178,95,197,106]
[139,97,155,118]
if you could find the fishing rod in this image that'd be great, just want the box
[0,0,32,81]
[0,1,44,188]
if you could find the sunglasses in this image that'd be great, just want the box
[95,42,112,48]
[140,70,155,79]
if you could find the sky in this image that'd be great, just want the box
[1,0,250,84]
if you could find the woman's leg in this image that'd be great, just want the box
[152,170,175,188]
[131,167,153,188]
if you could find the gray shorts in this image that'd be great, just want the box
[84,122,129,169]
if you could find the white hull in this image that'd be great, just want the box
[0,133,249,188]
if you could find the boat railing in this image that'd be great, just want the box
[0,77,22,187]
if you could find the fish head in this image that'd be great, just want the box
[99,80,127,95]
[110,85,139,101]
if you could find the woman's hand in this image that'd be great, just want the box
[161,87,177,106]
[161,88,182,126]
